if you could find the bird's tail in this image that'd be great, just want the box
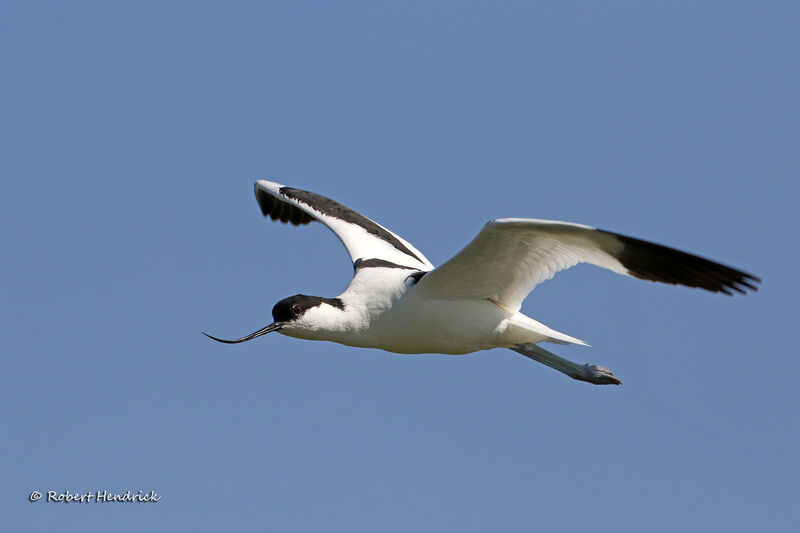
[505,313,589,346]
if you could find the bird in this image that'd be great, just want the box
[205,180,760,385]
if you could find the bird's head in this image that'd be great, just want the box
[204,294,345,344]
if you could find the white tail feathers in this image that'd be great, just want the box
[505,313,589,346]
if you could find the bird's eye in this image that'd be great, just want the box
[292,304,302,315]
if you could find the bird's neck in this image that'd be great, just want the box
[283,268,415,345]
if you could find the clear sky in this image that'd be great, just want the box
[2,1,798,531]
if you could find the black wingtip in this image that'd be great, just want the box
[612,233,762,296]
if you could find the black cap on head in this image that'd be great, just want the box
[271,294,345,322]
[203,294,346,345]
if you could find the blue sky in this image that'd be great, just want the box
[2,1,797,531]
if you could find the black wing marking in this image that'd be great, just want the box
[611,232,760,295]
[353,258,422,271]
[255,187,315,226]
[277,187,425,263]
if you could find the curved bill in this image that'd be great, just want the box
[203,322,283,344]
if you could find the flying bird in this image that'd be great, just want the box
[205,181,759,385]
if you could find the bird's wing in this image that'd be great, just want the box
[253,180,433,270]
[414,218,759,310]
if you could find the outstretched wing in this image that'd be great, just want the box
[253,180,432,270]
[414,218,759,311]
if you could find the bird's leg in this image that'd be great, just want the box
[511,343,621,385]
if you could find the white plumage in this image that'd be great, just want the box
[205,180,759,385]
[415,219,630,309]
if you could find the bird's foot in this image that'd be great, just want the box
[580,364,622,385]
